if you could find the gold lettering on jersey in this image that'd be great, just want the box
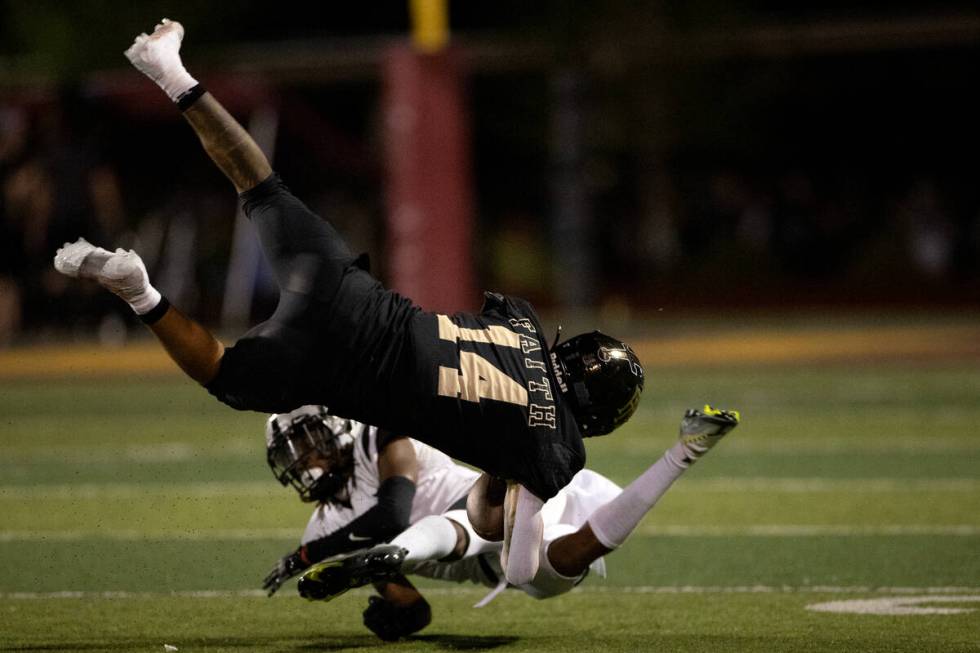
[527,378,553,402]
[519,334,541,354]
[509,318,536,333]
[524,357,546,372]
[438,314,522,348]
[438,352,528,406]
[529,403,557,429]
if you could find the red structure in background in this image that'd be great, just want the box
[382,44,477,314]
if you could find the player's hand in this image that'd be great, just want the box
[680,405,740,438]
[261,549,308,597]
[54,239,161,314]
[362,595,432,641]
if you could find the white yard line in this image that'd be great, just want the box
[1,524,977,541]
[0,529,298,541]
[637,524,980,536]
[806,595,980,615]
[2,477,977,500]
[3,586,980,600]
[0,482,282,499]
[686,478,980,493]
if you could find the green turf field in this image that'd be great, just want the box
[1,321,979,652]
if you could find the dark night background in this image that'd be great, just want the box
[1,1,978,343]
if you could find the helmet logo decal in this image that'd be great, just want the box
[598,346,643,378]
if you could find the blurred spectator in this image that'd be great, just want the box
[0,105,29,346]
[897,179,955,280]
[1,90,135,343]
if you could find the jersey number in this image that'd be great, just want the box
[438,352,528,406]
[436,314,528,406]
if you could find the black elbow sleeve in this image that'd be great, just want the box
[374,475,416,535]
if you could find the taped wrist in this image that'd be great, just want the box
[128,285,163,316]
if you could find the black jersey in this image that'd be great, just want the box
[400,291,586,500]
[208,261,585,500]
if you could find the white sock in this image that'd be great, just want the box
[442,509,500,557]
[587,448,688,549]
[390,516,459,565]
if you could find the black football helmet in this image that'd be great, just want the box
[550,331,644,437]
[265,405,356,503]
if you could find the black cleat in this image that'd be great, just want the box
[297,545,407,602]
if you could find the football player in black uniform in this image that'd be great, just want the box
[53,19,644,585]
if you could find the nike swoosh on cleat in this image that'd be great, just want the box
[348,533,372,542]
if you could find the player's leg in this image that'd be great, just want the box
[297,544,406,601]
[125,20,355,295]
[389,515,468,564]
[546,407,740,579]
[298,511,499,601]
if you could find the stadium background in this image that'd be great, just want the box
[1,2,978,651]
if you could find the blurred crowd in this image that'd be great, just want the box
[597,164,980,299]
[2,83,978,348]
[0,91,243,347]
[0,94,132,346]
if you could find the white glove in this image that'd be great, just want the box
[124,18,198,102]
[54,238,162,315]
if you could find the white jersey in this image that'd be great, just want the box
[301,423,479,545]
[411,468,622,597]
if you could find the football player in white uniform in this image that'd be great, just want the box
[260,406,488,595]
[263,405,739,641]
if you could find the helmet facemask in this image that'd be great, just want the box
[266,407,355,504]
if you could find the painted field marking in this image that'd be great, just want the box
[0,482,284,499]
[8,433,980,461]
[0,529,298,541]
[685,478,980,493]
[638,524,980,536]
[806,595,980,615]
[2,321,979,380]
[2,477,977,500]
[2,524,978,542]
[3,586,980,600]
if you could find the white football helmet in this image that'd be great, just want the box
[265,406,357,503]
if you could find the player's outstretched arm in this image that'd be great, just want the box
[366,576,432,641]
[148,306,224,384]
[54,238,224,384]
[125,19,271,193]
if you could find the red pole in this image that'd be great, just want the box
[382,44,477,313]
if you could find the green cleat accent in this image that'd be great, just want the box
[677,405,740,464]
[297,545,407,602]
